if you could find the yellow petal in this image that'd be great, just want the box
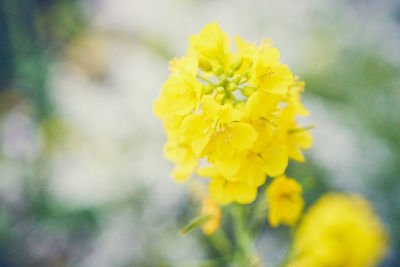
[161,76,200,116]
[225,182,257,204]
[202,95,219,119]
[153,97,168,119]
[228,122,258,150]
[265,64,293,94]
[189,20,231,63]
[259,47,280,67]
[218,103,244,123]
[163,141,188,162]
[250,119,274,153]
[172,155,198,182]
[169,56,198,76]
[288,130,313,162]
[235,153,267,187]
[251,47,293,94]
[214,153,240,178]
[262,140,288,177]
[181,114,211,156]
[197,165,219,178]
[296,130,313,149]
[287,144,305,163]
[234,35,257,60]
[209,178,232,204]
[245,90,281,120]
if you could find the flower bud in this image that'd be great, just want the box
[216,86,225,94]
[202,83,214,94]
[241,86,256,97]
[230,54,243,71]
[232,74,241,84]
[228,83,237,92]
[199,57,212,72]
[214,66,224,76]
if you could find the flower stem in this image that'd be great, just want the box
[231,204,260,266]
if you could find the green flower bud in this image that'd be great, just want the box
[232,74,241,84]
[214,66,224,76]
[231,55,243,71]
[228,83,237,92]
[199,57,212,72]
[202,83,214,94]
[241,86,256,97]
[216,86,225,94]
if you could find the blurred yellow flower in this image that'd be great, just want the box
[200,197,222,235]
[287,193,388,267]
[154,20,313,206]
[197,165,258,204]
[266,175,304,227]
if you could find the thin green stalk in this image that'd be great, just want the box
[231,205,257,266]
[207,228,233,256]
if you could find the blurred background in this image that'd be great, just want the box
[0,0,399,266]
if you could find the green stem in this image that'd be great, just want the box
[208,228,233,256]
[249,186,269,240]
[231,205,258,266]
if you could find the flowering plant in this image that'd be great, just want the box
[153,21,387,266]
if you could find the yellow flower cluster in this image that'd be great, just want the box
[154,21,312,208]
[287,193,388,267]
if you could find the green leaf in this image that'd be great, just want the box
[179,215,210,235]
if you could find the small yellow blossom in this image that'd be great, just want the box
[287,193,388,267]
[181,95,257,177]
[286,77,309,116]
[266,175,304,227]
[169,56,198,77]
[200,197,222,235]
[197,165,258,204]
[164,141,197,182]
[154,73,201,118]
[189,20,231,68]
[250,48,293,94]
[279,108,313,163]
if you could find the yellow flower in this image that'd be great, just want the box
[245,90,281,121]
[181,95,257,177]
[260,137,289,177]
[235,36,273,62]
[231,152,267,187]
[189,21,231,67]
[169,55,198,77]
[280,108,313,163]
[164,141,197,182]
[287,126,313,163]
[197,165,258,204]
[200,197,222,235]
[286,77,309,116]
[287,193,388,267]
[250,47,293,94]
[154,21,313,206]
[154,72,201,118]
[266,175,304,227]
